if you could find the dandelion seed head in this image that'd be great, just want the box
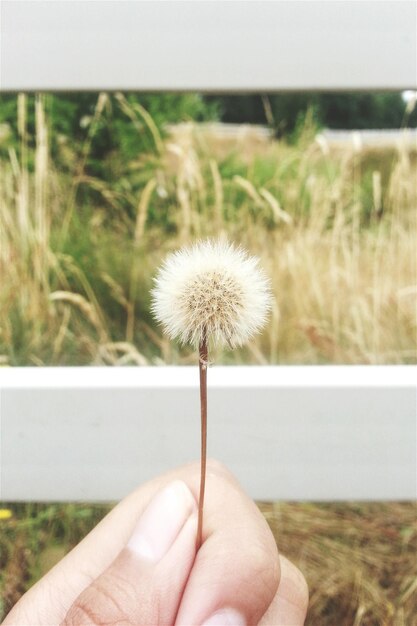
[151,239,272,348]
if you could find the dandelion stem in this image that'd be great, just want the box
[196,333,208,551]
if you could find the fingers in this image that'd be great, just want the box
[62,480,197,626]
[4,460,305,626]
[174,460,280,626]
[260,555,309,626]
[4,466,198,625]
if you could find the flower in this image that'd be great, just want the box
[151,239,272,348]
[0,508,13,521]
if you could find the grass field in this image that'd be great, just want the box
[1,94,416,366]
[1,501,416,625]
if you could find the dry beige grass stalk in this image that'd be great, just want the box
[0,103,415,366]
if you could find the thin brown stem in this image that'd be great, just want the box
[196,334,208,551]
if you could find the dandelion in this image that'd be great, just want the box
[151,239,272,349]
[151,239,272,548]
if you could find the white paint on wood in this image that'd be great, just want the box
[1,1,416,91]
[1,366,416,502]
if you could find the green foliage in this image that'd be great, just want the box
[205,92,416,135]
[316,92,415,129]
[2,92,413,165]
[0,92,219,171]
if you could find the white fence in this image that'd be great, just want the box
[1,366,416,501]
[1,1,416,91]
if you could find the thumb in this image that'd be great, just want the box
[61,481,197,626]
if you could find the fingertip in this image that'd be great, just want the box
[62,483,198,626]
[259,555,308,626]
[127,480,196,563]
[202,607,246,625]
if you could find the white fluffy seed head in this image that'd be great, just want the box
[151,239,272,348]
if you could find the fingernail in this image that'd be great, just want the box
[127,480,196,562]
[202,608,246,626]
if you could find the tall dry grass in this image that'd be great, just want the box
[0,95,416,365]
[260,501,417,626]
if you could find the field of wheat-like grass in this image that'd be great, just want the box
[1,94,415,366]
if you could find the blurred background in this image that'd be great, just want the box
[0,91,416,367]
[1,91,416,624]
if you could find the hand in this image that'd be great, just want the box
[3,460,308,626]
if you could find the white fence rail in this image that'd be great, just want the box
[1,1,416,91]
[1,366,416,502]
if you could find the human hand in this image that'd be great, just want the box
[3,460,308,626]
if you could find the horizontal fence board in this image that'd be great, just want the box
[1,1,416,91]
[1,366,416,502]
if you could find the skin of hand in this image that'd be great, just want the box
[3,460,308,626]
